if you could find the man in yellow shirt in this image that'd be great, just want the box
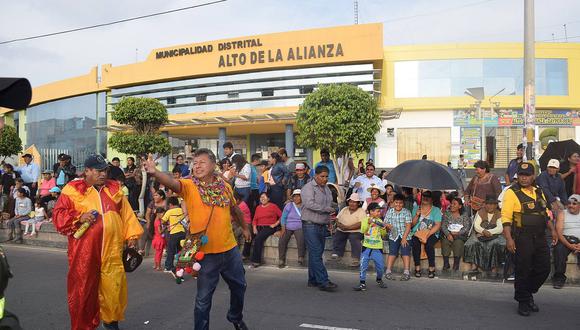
[145,149,250,330]
[502,162,557,317]
[162,196,186,274]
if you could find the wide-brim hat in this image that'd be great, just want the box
[366,183,385,194]
[122,247,143,273]
[484,194,499,204]
[347,192,362,202]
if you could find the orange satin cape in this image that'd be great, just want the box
[53,179,143,330]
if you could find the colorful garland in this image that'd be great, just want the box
[192,175,233,207]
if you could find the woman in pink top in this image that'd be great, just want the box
[250,192,281,268]
[38,170,56,206]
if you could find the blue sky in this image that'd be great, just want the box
[1,0,579,86]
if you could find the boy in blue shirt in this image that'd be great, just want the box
[354,202,388,291]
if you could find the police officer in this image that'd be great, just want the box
[502,162,557,316]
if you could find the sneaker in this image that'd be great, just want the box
[233,320,249,330]
[353,283,367,291]
[278,262,286,269]
[428,270,436,278]
[376,279,388,288]
[400,273,411,281]
[330,253,339,260]
[248,263,260,269]
[307,282,318,288]
[384,273,395,281]
[553,281,564,289]
[507,273,515,281]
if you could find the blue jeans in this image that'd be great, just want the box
[235,187,251,205]
[303,222,330,287]
[360,248,385,281]
[195,247,246,330]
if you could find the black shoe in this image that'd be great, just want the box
[307,282,319,288]
[428,270,436,278]
[233,320,249,330]
[553,281,564,289]
[353,283,366,291]
[103,321,120,330]
[376,279,388,289]
[414,270,421,278]
[528,298,539,312]
[319,282,337,292]
[518,302,531,317]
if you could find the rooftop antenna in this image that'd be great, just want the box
[354,0,359,24]
[135,48,139,62]
[563,24,568,42]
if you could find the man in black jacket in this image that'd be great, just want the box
[54,154,77,188]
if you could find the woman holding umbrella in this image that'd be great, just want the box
[410,190,442,278]
[560,152,579,197]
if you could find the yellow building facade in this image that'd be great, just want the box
[3,23,579,171]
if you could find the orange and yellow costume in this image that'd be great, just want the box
[53,179,143,330]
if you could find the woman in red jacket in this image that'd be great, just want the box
[250,192,282,268]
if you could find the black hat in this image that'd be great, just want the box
[58,154,71,161]
[516,162,534,176]
[0,78,32,109]
[484,194,499,204]
[367,202,385,212]
[21,153,32,158]
[84,154,108,170]
[122,247,143,273]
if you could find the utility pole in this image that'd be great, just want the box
[354,1,359,24]
[523,0,535,161]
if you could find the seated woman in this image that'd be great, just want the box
[278,189,305,268]
[410,190,442,278]
[332,193,365,267]
[440,198,472,271]
[362,184,386,218]
[250,192,282,268]
[464,194,506,275]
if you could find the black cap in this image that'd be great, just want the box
[367,202,385,212]
[122,247,143,273]
[58,154,71,161]
[84,154,108,170]
[516,162,534,176]
[21,153,32,158]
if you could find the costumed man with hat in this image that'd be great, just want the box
[53,154,143,330]
[501,162,557,316]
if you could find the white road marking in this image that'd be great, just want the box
[299,323,360,330]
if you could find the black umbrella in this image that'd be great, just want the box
[386,159,463,191]
[538,139,580,170]
[0,77,32,109]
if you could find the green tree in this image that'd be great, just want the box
[108,97,171,215]
[296,84,380,184]
[108,97,171,156]
[0,125,23,160]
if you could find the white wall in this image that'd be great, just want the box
[375,110,458,168]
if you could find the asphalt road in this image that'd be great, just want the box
[3,245,580,330]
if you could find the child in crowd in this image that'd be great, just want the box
[23,199,45,237]
[162,197,186,276]
[12,178,30,200]
[152,207,167,271]
[7,187,32,242]
[46,186,61,219]
[384,194,413,281]
[354,202,388,291]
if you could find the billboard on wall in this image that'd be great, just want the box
[454,109,580,127]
